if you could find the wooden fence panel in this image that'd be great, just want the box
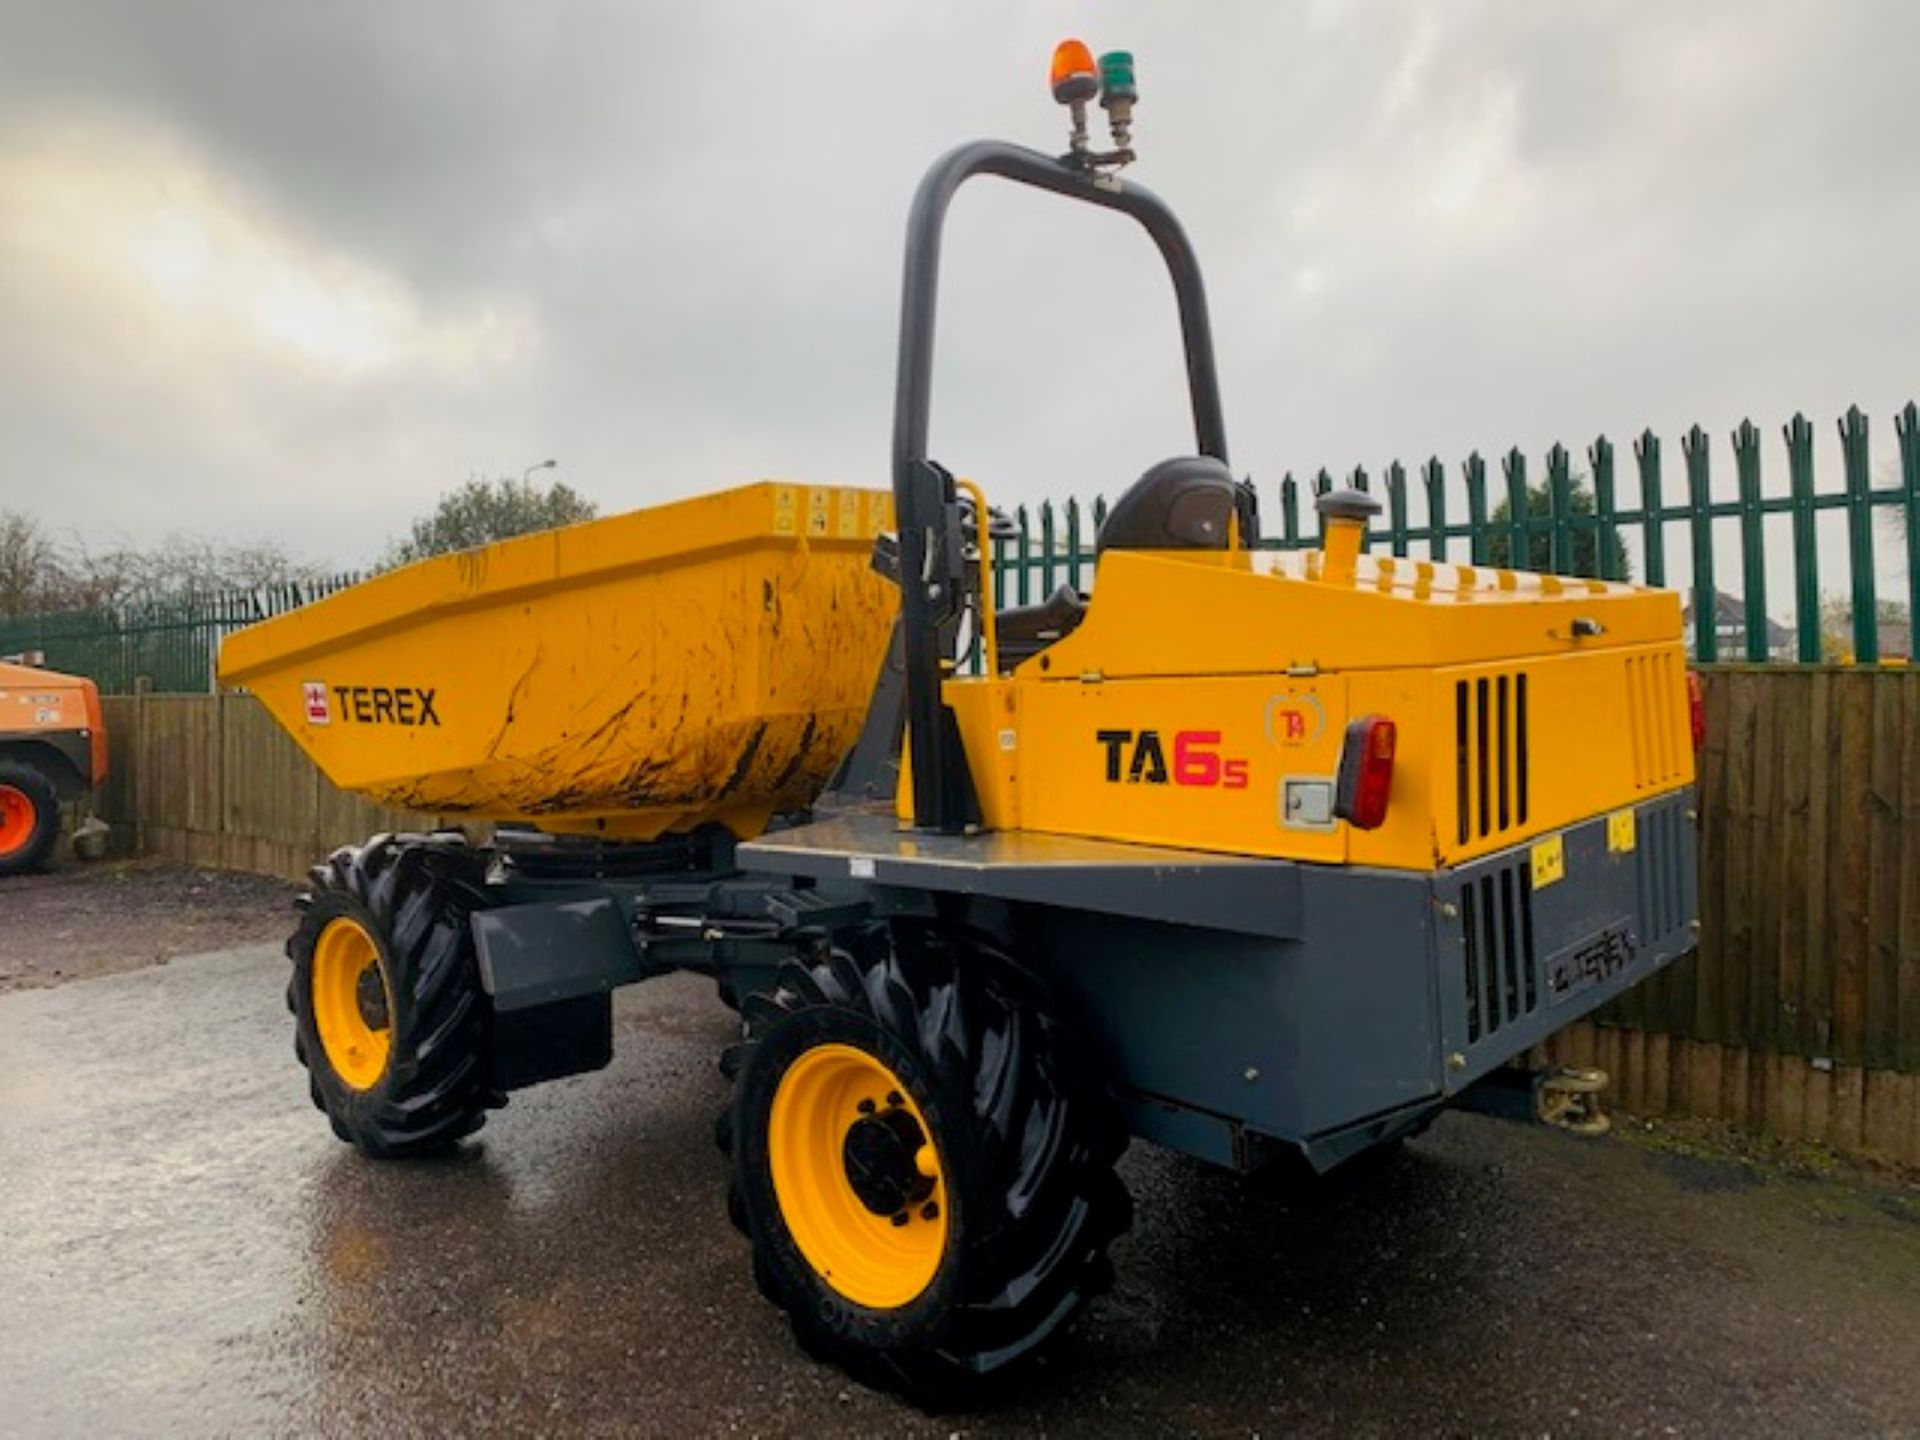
[138,696,224,860]
[1584,667,1920,1084]
[90,692,440,881]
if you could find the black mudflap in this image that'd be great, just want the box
[472,898,643,1090]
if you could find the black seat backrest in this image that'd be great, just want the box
[1097,456,1239,554]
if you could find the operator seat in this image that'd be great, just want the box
[1096,455,1241,553]
[992,456,1247,670]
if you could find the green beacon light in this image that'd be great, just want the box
[1098,50,1137,154]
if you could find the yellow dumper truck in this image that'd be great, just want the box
[222,43,1701,1404]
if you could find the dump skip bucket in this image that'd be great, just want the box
[219,482,896,839]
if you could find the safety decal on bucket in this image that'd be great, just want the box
[303,681,331,726]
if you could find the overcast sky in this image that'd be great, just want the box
[0,1,1914,607]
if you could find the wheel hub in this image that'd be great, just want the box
[842,1106,935,1217]
[355,964,390,1030]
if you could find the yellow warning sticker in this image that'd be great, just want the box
[867,491,892,535]
[1607,808,1637,854]
[837,488,861,538]
[773,486,796,535]
[1530,834,1566,890]
[806,488,830,536]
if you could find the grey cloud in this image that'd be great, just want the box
[0,0,1913,608]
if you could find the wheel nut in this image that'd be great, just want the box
[857,1098,876,1115]
[920,1201,939,1221]
[891,1212,909,1228]
[886,1090,904,1108]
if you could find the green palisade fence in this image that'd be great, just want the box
[0,574,365,695]
[3,401,1916,695]
[990,401,1918,670]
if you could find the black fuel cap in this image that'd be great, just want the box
[1315,488,1382,523]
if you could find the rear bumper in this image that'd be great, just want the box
[1433,787,1698,1091]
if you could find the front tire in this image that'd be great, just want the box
[0,760,61,877]
[722,922,1130,1405]
[288,834,497,1157]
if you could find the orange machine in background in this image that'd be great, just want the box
[0,658,108,875]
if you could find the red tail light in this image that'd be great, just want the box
[1335,715,1396,829]
[1686,671,1706,753]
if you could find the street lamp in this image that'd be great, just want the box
[523,458,558,484]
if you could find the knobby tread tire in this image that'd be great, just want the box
[721,921,1130,1407]
[287,833,498,1158]
[0,760,62,877]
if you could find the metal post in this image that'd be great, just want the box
[1733,420,1768,662]
[1423,458,1447,564]
[1636,430,1667,588]
[1839,405,1878,663]
[1386,461,1409,558]
[1502,448,1529,570]
[1898,403,1920,648]
[1015,505,1033,606]
[1589,436,1623,582]
[1546,443,1573,576]
[1683,425,1717,663]
[1465,453,1490,566]
[1040,501,1057,595]
[1784,414,1821,663]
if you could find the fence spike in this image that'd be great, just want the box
[1682,424,1717,662]
[1733,419,1768,661]
[1464,452,1489,566]
[1422,457,1447,563]
[1065,496,1084,592]
[1385,461,1409,557]
[1589,435,1622,582]
[1839,405,1878,662]
[1783,413,1821,661]
[1898,402,1920,649]
[1015,504,1033,606]
[1501,448,1529,571]
[1546,443,1573,576]
[1635,429,1667,588]
[1040,499,1057,596]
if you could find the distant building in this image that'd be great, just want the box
[1681,588,1792,661]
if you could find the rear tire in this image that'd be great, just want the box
[0,760,61,877]
[721,922,1130,1406]
[288,834,499,1157]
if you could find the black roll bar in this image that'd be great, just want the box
[890,140,1231,832]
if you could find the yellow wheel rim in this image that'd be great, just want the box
[768,1042,949,1310]
[311,916,393,1091]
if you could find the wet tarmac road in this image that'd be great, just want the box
[4,946,1919,1438]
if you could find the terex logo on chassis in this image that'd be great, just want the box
[1095,729,1248,789]
[303,681,441,728]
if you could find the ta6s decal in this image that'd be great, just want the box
[1095,729,1249,789]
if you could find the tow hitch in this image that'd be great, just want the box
[1454,1064,1612,1137]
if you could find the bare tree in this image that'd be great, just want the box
[0,510,71,619]
[1,509,328,617]
[60,534,325,608]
